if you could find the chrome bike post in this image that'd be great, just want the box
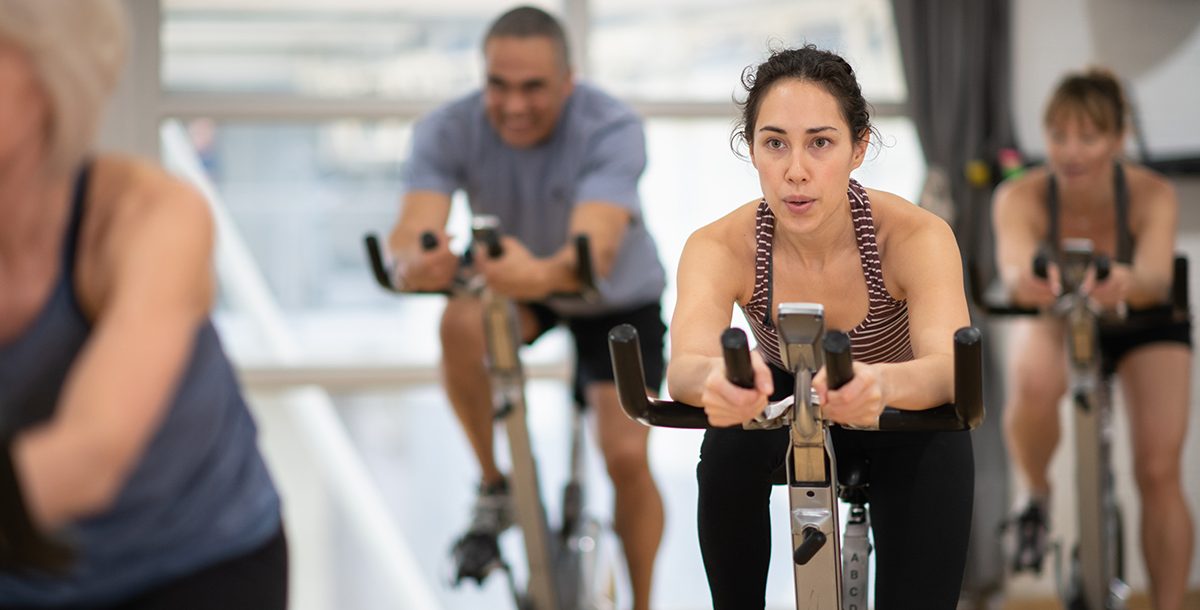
[777,303,842,608]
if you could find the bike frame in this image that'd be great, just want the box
[1050,240,1128,610]
[607,305,984,609]
[364,218,609,610]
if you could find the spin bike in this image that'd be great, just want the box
[607,303,985,609]
[364,216,615,610]
[972,239,1190,610]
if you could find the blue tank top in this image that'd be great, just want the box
[0,164,281,606]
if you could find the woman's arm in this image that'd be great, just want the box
[12,169,215,529]
[1097,170,1178,308]
[818,206,970,425]
[993,176,1059,307]
[666,218,774,427]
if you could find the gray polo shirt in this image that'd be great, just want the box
[402,82,666,317]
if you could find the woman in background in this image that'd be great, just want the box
[993,68,1192,610]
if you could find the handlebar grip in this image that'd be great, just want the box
[419,231,438,251]
[1032,252,1049,279]
[822,331,853,390]
[574,234,598,296]
[720,328,754,389]
[953,326,984,430]
[472,227,503,259]
[792,527,827,565]
[363,234,396,291]
[1094,255,1111,282]
[608,324,712,428]
[1173,255,1189,314]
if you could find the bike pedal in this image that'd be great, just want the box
[451,532,504,586]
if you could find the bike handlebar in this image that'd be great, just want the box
[607,324,984,432]
[362,230,598,300]
[720,328,755,390]
[822,331,853,391]
[971,250,1119,317]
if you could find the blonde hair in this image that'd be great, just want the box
[0,0,128,175]
[1043,67,1127,135]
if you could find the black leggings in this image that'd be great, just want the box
[696,369,974,609]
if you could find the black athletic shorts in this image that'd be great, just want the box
[1098,305,1192,376]
[524,301,666,407]
[2,527,289,610]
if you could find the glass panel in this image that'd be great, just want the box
[589,0,907,103]
[162,0,559,97]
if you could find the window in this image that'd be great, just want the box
[589,0,907,103]
[163,0,560,98]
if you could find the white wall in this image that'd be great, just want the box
[1012,0,1200,159]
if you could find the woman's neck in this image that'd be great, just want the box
[0,154,71,264]
[774,194,857,269]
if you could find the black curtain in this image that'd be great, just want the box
[890,0,1016,605]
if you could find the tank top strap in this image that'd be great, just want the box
[749,198,775,326]
[847,180,896,309]
[1045,173,1061,254]
[61,161,92,283]
[1113,162,1133,263]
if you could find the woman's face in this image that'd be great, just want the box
[749,78,866,235]
[0,41,49,171]
[1044,111,1123,187]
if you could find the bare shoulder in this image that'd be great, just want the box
[77,156,214,313]
[865,188,964,301]
[992,167,1050,211]
[865,188,955,256]
[1123,162,1178,208]
[90,155,213,247]
[685,198,760,262]
[679,198,760,303]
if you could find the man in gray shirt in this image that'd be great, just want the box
[388,7,665,609]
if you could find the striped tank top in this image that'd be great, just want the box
[740,179,914,369]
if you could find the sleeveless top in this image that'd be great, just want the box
[740,180,914,370]
[0,164,281,606]
[1045,161,1133,263]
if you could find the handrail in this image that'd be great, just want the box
[235,360,571,391]
[161,120,443,610]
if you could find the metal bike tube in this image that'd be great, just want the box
[787,423,842,608]
[1072,382,1107,610]
[484,293,561,610]
[1064,296,1126,610]
[778,305,842,608]
[559,404,588,610]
